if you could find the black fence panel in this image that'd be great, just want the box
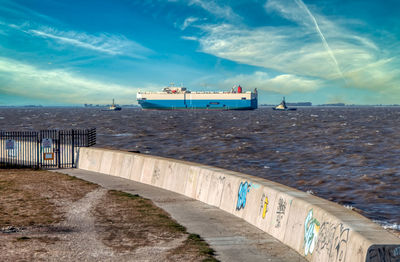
[0,128,96,169]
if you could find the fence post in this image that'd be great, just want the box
[36,132,40,169]
[57,131,61,168]
[71,129,75,168]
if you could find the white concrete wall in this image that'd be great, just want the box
[77,147,400,262]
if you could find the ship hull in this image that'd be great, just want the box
[138,99,257,110]
[137,91,258,110]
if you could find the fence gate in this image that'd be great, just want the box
[0,128,96,169]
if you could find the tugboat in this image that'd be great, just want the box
[107,99,121,111]
[273,97,296,111]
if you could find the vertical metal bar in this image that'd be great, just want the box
[1,131,2,168]
[62,131,65,168]
[70,130,72,167]
[30,131,32,167]
[20,131,22,167]
[23,131,26,167]
[37,131,40,169]
[32,132,35,168]
[0,131,2,168]
[66,130,69,167]
[21,131,23,166]
[71,129,75,168]
[59,131,62,168]
[57,130,60,168]
[65,131,67,168]
[86,129,88,146]
[11,131,14,167]
[21,131,24,166]
[27,132,29,167]
[40,130,43,169]
[1,131,3,168]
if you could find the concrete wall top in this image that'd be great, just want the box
[77,147,400,262]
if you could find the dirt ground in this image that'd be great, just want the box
[0,169,217,261]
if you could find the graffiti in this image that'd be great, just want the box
[259,193,265,215]
[315,222,335,255]
[367,246,400,262]
[315,222,350,261]
[236,181,251,210]
[151,166,160,184]
[304,209,320,255]
[332,224,349,261]
[262,196,269,219]
[275,197,287,228]
[259,193,269,218]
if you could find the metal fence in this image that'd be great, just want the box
[0,128,96,169]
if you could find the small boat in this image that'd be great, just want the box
[273,97,296,111]
[104,99,121,111]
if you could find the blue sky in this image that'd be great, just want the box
[0,0,399,105]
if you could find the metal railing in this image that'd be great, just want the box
[0,128,96,169]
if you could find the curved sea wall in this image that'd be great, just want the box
[77,147,400,262]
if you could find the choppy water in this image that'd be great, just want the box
[1,107,399,231]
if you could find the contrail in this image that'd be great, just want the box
[294,0,345,80]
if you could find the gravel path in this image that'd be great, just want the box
[55,188,114,260]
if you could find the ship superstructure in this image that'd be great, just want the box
[137,84,258,110]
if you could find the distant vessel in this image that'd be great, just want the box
[137,84,258,110]
[107,99,121,111]
[273,97,297,111]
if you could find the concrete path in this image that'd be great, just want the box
[54,168,306,262]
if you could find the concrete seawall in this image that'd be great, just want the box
[77,147,400,262]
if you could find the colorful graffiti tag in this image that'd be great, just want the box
[304,209,320,256]
[262,196,269,219]
[236,181,251,210]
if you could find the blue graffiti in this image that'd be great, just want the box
[236,181,251,210]
[304,209,320,255]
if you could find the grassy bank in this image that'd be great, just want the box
[0,169,217,261]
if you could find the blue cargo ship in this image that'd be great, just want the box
[137,84,258,110]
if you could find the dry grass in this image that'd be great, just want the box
[95,190,217,261]
[0,169,97,227]
[0,169,217,261]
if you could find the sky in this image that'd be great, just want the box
[0,0,399,106]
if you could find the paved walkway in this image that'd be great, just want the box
[54,169,306,262]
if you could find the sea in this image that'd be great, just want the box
[1,106,399,232]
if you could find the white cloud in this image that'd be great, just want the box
[181,17,199,30]
[223,71,322,94]
[197,23,341,78]
[26,27,152,58]
[186,0,400,95]
[0,57,159,104]
[181,36,198,41]
[1,21,152,58]
[344,58,400,92]
[189,0,241,22]
[265,0,309,26]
